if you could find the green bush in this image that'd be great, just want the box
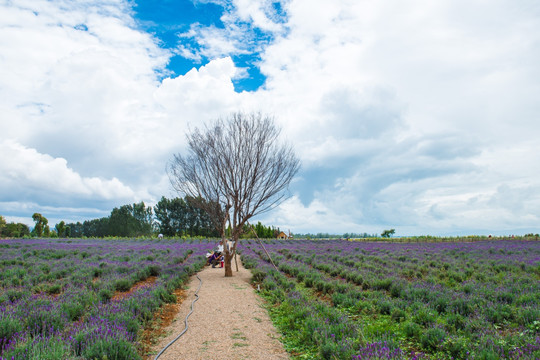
[449,298,472,316]
[2,335,71,360]
[434,296,449,314]
[152,285,175,304]
[445,313,466,331]
[251,268,267,283]
[99,288,113,302]
[391,308,407,322]
[420,327,446,351]
[46,283,62,295]
[372,278,392,291]
[319,341,340,360]
[443,336,469,359]
[114,278,133,292]
[389,282,404,298]
[403,321,422,339]
[61,301,85,321]
[517,308,539,326]
[0,316,23,340]
[262,277,277,291]
[485,304,514,324]
[26,305,67,336]
[377,301,394,315]
[83,338,142,360]
[413,307,436,327]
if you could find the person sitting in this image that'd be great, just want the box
[210,253,223,268]
[207,240,224,267]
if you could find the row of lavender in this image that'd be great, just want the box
[0,238,213,359]
[239,240,540,359]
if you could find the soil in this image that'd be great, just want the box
[112,276,158,302]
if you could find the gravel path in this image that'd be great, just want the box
[150,259,289,360]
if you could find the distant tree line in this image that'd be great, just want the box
[153,196,219,237]
[1,197,282,239]
[0,215,30,238]
[66,201,155,238]
[64,196,274,238]
[250,221,282,239]
[293,232,378,239]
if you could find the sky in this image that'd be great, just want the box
[1,0,539,236]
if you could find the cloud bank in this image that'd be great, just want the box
[1,0,539,235]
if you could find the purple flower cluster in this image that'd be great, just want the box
[239,238,540,359]
[0,238,214,358]
[353,341,404,359]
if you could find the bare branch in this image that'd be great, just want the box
[167,111,300,277]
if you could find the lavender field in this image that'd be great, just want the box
[1,238,538,359]
[240,239,540,359]
[0,238,212,359]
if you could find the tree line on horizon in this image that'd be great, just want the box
[0,196,281,239]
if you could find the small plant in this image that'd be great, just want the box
[391,308,407,322]
[114,278,132,292]
[403,321,422,339]
[420,327,446,351]
[251,268,267,283]
[413,307,436,327]
[377,301,394,315]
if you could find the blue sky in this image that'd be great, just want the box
[131,0,272,91]
[1,0,540,236]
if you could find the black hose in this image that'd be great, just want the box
[154,273,202,360]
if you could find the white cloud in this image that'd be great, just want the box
[260,195,372,235]
[0,140,138,201]
[1,0,540,235]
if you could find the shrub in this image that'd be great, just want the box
[335,282,349,294]
[262,277,277,291]
[485,304,514,324]
[251,268,267,283]
[46,284,62,295]
[496,291,515,304]
[474,349,499,360]
[114,278,133,292]
[445,313,466,331]
[449,298,472,316]
[517,308,539,326]
[319,341,339,360]
[2,335,71,360]
[413,308,436,327]
[152,285,176,304]
[403,321,422,339]
[5,289,27,302]
[332,292,356,309]
[99,288,113,302]
[352,273,364,285]
[377,301,394,315]
[315,279,325,292]
[372,278,393,291]
[389,282,404,298]
[0,316,22,341]
[443,336,469,359]
[83,338,141,360]
[434,296,449,314]
[420,327,446,351]
[61,301,85,321]
[26,305,67,336]
[391,308,407,322]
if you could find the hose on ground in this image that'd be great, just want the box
[154,273,202,360]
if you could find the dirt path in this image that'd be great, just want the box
[149,259,289,360]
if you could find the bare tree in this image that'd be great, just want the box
[168,112,300,276]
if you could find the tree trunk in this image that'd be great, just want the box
[224,250,233,277]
